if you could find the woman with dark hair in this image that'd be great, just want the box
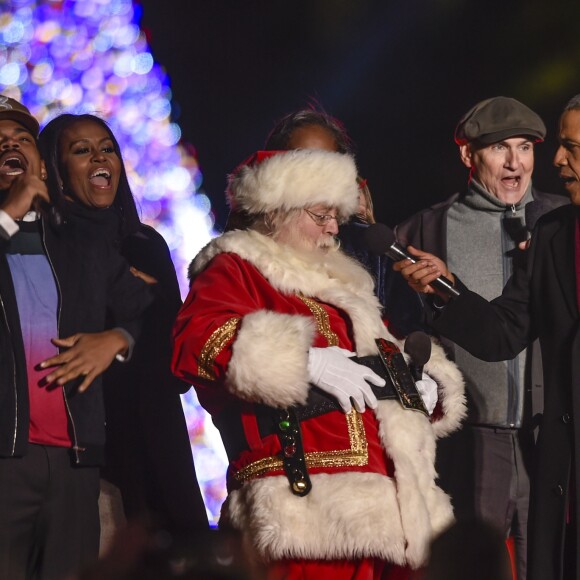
[263,108,354,155]
[38,114,208,538]
[263,107,426,337]
[39,114,140,236]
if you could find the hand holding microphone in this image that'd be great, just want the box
[414,374,438,415]
[404,331,438,414]
[362,223,459,299]
[0,161,62,227]
[393,245,457,299]
[1,173,50,221]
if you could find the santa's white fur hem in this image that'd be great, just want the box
[226,470,453,569]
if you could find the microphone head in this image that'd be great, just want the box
[362,223,396,255]
[524,200,547,232]
[403,331,432,367]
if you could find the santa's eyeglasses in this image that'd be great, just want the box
[304,209,344,226]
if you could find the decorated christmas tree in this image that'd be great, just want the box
[0,0,226,523]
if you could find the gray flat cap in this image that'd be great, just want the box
[454,96,546,145]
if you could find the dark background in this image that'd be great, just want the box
[140,0,580,230]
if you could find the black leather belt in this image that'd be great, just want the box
[214,339,428,496]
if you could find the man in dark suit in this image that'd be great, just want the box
[394,93,580,580]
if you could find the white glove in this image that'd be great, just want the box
[307,346,386,413]
[415,372,438,415]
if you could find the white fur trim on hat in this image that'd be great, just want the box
[227,149,359,218]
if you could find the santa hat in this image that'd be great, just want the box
[226,149,359,219]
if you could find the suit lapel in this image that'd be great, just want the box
[550,211,578,319]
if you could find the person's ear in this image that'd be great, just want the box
[459,144,473,169]
[40,160,47,181]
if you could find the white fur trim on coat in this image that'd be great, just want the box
[226,468,454,569]
[423,339,466,438]
[191,231,466,567]
[227,149,359,219]
[226,472,409,565]
[225,310,314,408]
[190,230,389,354]
[225,397,461,568]
[373,399,455,568]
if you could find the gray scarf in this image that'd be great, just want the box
[445,179,532,427]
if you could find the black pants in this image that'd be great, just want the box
[437,425,531,580]
[0,444,100,580]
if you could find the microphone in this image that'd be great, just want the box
[33,198,63,229]
[524,200,549,232]
[363,223,460,298]
[403,331,432,381]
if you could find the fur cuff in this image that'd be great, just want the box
[225,310,315,408]
[423,339,467,438]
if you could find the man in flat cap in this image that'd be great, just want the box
[394,93,580,580]
[396,96,567,579]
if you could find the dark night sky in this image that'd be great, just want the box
[140,0,579,230]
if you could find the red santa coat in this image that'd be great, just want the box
[172,229,466,569]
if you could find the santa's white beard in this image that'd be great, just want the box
[276,228,339,255]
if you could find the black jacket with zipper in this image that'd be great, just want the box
[0,208,152,466]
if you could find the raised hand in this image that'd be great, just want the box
[393,245,455,300]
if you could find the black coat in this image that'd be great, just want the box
[432,204,580,580]
[100,217,209,532]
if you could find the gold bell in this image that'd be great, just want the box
[292,480,308,494]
